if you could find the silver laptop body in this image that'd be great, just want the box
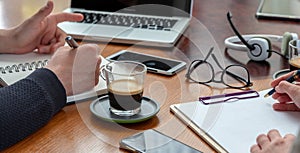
[58,0,193,47]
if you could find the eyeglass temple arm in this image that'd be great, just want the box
[204,47,214,61]
[225,70,250,85]
[211,53,225,71]
[189,47,214,71]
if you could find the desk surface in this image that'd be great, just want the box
[2,0,300,152]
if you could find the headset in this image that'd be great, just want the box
[224,12,298,61]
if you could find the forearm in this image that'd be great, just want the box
[0,68,66,150]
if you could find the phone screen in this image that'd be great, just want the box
[120,129,202,153]
[108,51,183,71]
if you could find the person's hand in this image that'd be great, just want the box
[271,70,300,111]
[1,0,83,54]
[250,129,295,153]
[45,44,101,96]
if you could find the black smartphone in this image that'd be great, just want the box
[106,50,186,76]
[119,129,202,153]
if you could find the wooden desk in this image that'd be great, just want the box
[2,0,300,152]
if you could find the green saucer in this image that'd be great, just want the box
[273,69,290,80]
[90,95,160,123]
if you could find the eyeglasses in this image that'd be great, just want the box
[185,47,253,89]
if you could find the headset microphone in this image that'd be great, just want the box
[225,12,298,61]
[227,12,255,51]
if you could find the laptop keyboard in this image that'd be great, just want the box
[74,11,178,31]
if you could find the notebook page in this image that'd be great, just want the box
[0,52,107,103]
[0,52,51,85]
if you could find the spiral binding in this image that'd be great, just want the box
[0,60,48,74]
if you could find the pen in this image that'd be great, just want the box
[264,69,300,98]
[65,36,79,48]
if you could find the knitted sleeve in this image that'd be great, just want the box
[0,68,66,150]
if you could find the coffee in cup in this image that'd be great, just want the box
[108,79,143,115]
[102,61,147,116]
[289,57,300,71]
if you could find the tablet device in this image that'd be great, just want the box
[256,0,300,21]
[106,50,186,76]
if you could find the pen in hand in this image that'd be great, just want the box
[65,36,79,48]
[264,69,300,98]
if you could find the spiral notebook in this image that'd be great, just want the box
[0,52,107,103]
[170,89,300,153]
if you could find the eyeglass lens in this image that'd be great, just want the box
[188,61,214,83]
[223,65,250,88]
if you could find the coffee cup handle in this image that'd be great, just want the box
[100,64,113,81]
[100,65,107,81]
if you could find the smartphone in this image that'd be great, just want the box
[106,50,186,75]
[119,129,202,153]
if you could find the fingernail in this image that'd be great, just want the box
[46,1,51,8]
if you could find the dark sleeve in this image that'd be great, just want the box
[0,68,66,150]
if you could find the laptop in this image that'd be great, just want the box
[256,0,300,21]
[58,0,193,47]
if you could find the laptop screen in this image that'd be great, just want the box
[70,0,192,17]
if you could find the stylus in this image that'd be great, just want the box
[264,70,300,98]
[65,36,79,48]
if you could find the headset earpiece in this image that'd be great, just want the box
[226,12,298,61]
[226,12,272,61]
[247,37,271,61]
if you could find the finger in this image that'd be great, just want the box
[31,1,54,23]
[271,70,296,87]
[275,81,298,94]
[273,103,300,111]
[267,129,282,141]
[250,145,260,153]
[37,39,56,54]
[51,41,66,53]
[276,94,292,103]
[95,57,101,85]
[38,38,59,53]
[271,92,280,99]
[49,30,66,52]
[272,92,292,104]
[41,27,66,46]
[37,45,52,54]
[256,134,270,148]
[250,144,260,153]
[55,28,66,44]
[51,12,84,24]
[284,134,296,143]
[276,81,300,103]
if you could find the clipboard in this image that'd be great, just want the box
[170,89,300,153]
[170,104,228,153]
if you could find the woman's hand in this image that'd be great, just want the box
[250,129,295,153]
[271,70,300,111]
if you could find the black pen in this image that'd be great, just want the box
[65,36,79,48]
[264,69,300,98]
